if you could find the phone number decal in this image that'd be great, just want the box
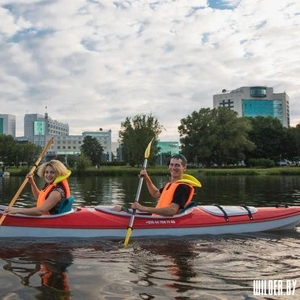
[145,220,176,225]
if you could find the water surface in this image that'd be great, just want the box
[0,175,299,299]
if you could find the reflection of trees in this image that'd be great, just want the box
[1,243,73,300]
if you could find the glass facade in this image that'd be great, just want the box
[250,86,267,98]
[156,141,180,166]
[242,99,283,122]
[0,118,3,134]
[34,121,45,135]
[157,141,179,155]
[273,100,284,123]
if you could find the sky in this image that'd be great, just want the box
[1,0,300,142]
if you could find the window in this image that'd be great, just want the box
[250,86,267,98]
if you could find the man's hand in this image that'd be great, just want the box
[131,202,144,211]
[139,169,149,179]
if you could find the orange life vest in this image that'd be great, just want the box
[40,263,70,293]
[36,172,71,215]
[153,181,194,215]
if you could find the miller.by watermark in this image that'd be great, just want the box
[253,279,297,296]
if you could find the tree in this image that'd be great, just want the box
[76,154,92,172]
[19,142,42,167]
[0,135,19,166]
[286,124,300,162]
[179,107,255,166]
[0,135,42,167]
[80,136,103,166]
[119,114,163,166]
[245,116,287,162]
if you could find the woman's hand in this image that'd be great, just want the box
[4,207,19,215]
[26,173,35,185]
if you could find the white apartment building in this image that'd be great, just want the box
[23,113,112,161]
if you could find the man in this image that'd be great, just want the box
[131,154,194,216]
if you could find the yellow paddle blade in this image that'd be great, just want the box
[182,174,202,187]
[144,138,153,159]
[124,228,133,246]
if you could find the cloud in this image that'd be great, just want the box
[1,0,300,141]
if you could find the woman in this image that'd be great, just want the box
[5,160,71,216]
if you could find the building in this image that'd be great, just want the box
[0,114,16,137]
[24,113,69,148]
[157,141,180,165]
[213,86,290,127]
[83,130,112,162]
[52,135,83,157]
[111,142,120,161]
[23,113,112,161]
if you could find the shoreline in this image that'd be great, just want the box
[5,166,300,177]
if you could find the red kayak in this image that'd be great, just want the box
[0,204,299,239]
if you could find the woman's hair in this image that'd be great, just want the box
[37,160,68,178]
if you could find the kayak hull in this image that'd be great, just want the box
[0,205,299,239]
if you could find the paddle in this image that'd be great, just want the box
[123,138,153,246]
[0,137,54,226]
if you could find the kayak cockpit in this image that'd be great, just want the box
[0,205,75,219]
[0,204,195,219]
[94,205,196,218]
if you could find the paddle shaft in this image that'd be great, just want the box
[0,137,54,225]
[124,138,153,245]
[127,158,148,229]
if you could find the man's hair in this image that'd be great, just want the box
[170,153,187,166]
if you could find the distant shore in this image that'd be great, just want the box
[5,165,300,177]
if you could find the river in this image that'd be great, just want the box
[0,175,299,299]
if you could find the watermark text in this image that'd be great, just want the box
[253,280,297,296]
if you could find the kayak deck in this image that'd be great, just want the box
[0,205,299,239]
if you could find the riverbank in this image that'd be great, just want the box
[5,165,300,177]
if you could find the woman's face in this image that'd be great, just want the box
[44,165,56,184]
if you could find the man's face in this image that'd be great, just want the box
[168,158,186,179]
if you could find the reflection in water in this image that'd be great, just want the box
[131,240,198,297]
[198,175,300,206]
[1,175,300,299]
[0,241,73,300]
[1,175,300,208]
[129,232,300,299]
[0,232,299,299]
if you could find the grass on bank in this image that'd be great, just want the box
[5,165,300,177]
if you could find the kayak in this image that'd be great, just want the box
[0,203,299,239]
[0,171,9,177]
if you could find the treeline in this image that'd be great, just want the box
[1,108,300,169]
[119,109,300,168]
[0,135,42,167]
[178,108,299,167]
